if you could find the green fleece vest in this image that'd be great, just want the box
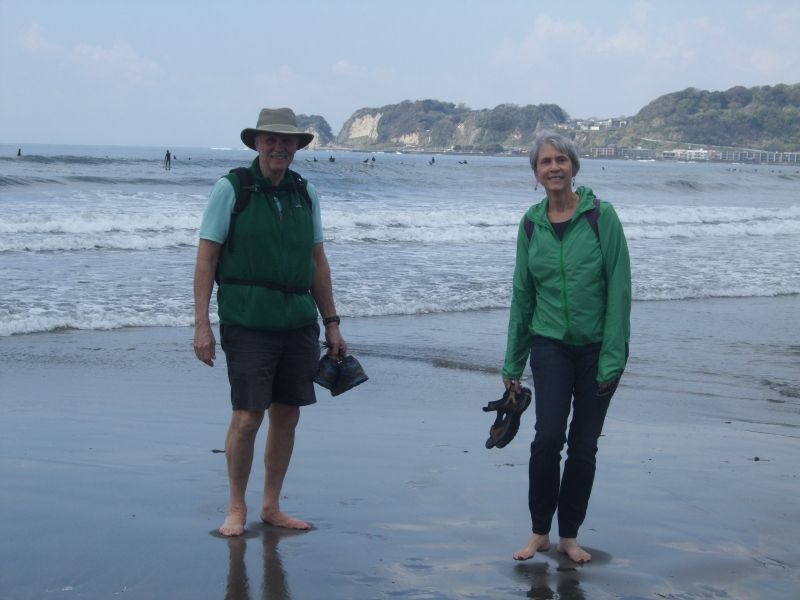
[216,163,317,330]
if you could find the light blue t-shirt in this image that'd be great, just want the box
[198,177,324,244]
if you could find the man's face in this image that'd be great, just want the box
[255,133,299,177]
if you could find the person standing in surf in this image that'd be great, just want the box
[193,107,347,537]
[502,131,631,563]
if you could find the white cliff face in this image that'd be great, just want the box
[305,128,323,149]
[397,132,420,145]
[344,113,382,140]
[453,120,482,146]
[322,100,569,150]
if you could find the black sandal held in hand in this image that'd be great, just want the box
[483,387,532,449]
[313,354,369,397]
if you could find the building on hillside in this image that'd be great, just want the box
[716,150,800,164]
[662,148,709,161]
[588,144,799,164]
[560,118,628,132]
[620,147,657,160]
[591,146,618,158]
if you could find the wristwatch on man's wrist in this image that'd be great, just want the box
[322,315,340,327]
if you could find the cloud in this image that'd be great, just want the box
[484,8,747,117]
[253,65,309,93]
[744,3,800,35]
[748,49,792,75]
[332,59,364,76]
[17,24,158,87]
[18,24,62,56]
[71,41,158,86]
[597,27,649,55]
[740,4,799,76]
[509,16,591,66]
[331,59,394,87]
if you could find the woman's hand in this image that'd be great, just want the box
[597,380,618,397]
[503,378,523,394]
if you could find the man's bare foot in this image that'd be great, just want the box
[513,533,551,561]
[219,506,247,537]
[261,509,311,530]
[557,538,591,563]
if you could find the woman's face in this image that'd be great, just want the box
[535,144,574,193]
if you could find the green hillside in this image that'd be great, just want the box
[302,83,800,152]
[577,83,800,152]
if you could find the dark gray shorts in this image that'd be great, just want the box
[220,323,320,411]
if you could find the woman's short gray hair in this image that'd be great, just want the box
[529,131,581,177]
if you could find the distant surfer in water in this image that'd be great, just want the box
[164,149,172,170]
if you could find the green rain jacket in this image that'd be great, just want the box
[502,186,631,384]
[216,160,318,330]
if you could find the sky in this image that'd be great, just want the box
[1,0,798,148]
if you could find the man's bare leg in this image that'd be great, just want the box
[513,532,551,561]
[219,410,264,536]
[260,403,310,530]
[558,537,592,563]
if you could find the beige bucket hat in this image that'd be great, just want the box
[240,108,314,150]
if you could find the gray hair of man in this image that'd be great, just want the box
[528,131,581,178]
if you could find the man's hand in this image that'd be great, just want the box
[324,324,347,359]
[194,323,216,366]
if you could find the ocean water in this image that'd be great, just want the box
[1,142,799,338]
[3,146,800,600]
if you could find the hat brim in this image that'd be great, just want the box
[240,127,314,151]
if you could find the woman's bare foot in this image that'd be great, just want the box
[513,532,551,560]
[261,508,311,530]
[219,506,247,537]
[557,538,591,563]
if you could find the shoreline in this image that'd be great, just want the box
[1,296,798,599]
[7,140,800,167]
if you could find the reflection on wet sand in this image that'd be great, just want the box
[225,537,251,600]
[225,525,310,600]
[514,559,587,600]
[513,547,613,599]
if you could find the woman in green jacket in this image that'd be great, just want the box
[503,132,631,563]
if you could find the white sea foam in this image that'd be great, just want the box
[0,313,193,337]
[0,231,199,252]
[2,206,799,251]
[2,146,799,335]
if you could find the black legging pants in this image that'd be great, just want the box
[527,335,622,538]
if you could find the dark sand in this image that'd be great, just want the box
[1,297,798,599]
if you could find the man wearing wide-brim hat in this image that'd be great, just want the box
[193,107,347,536]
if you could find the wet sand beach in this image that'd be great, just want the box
[1,296,798,599]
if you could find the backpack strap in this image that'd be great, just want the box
[231,167,257,212]
[585,197,601,237]
[225,167,259,252]
[524,197,601,241]
[524,218,535,241]
[287,169,313,210]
